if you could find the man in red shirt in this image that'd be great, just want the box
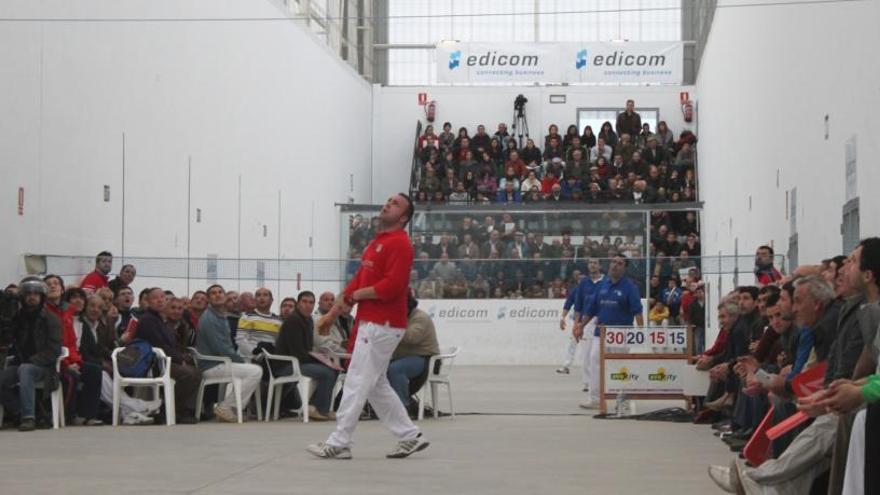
[80,251,113,293]
[308,193,429,460]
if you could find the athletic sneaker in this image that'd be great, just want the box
[555,367,570,374]
[213,404,237,423]
[578,399,598,410]
[123,412,154,425]
[307,442,352,460]
[386,433,430,458]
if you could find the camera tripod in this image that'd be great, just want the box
[512,99,530,148]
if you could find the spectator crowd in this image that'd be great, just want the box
[696,239,880,495]
[0,251,440,431]
[347,206,702,302]
[411,99,698,205]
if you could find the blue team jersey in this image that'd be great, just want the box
[573,275,607,314]
[585,276,643,326]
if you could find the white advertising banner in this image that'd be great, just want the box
[421,298,571,365]
[603,358,688,394]
[436,42,683,84]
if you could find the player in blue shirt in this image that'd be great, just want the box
[561,259,607,394]
[557,273,583,375]
[573,255,643,408]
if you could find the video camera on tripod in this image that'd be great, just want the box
[511,94,530,147]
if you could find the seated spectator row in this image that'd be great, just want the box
[699,240,879,495]
[0,252,441,431]
[411,101,697,205]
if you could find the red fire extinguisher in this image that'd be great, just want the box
[425,100,436,123]
[682,100,694,123]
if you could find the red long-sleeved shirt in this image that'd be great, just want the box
[345,229,414,329]
[46,303,83,367]
[80,270,109,293]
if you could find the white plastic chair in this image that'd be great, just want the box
[417,346,460,420]
[260,349,311,423]
[189,347,261,423]
[1,348,68,429]
[111,346,175,426]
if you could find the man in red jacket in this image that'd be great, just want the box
[308,193,429,460]
[80,251,113,293]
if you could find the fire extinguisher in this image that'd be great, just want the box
[681,99,694,123]
[425,100,436,123]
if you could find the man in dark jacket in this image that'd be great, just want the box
[0,277,62,431]
[275,291,338,420]
[134,287,201,423]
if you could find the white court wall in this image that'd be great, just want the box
[696,0,880,297]
[0,0,373,294]
[371,85,696,201]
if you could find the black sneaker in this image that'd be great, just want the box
[386,433,430,458]
[18,418,36,432]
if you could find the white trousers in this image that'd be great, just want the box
[586,332,600,402]
[842,408,865,495]
[99,370,159,416]
[201,362,263,411]
[327,322,420,449]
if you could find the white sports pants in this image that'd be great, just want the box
[201,362,263,411]
[327,321,420,449]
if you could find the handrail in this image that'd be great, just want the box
[409,120,423,198]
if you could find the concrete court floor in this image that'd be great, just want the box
[0,366,731,495]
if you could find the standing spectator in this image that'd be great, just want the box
[615,99,642,138]
[108,264,136,295]
[688,284,706,355]
[135,288,202,423]
[0,277,62,431]
[80,251,113,293]
[754,245,783,286]
[195,284,263,423]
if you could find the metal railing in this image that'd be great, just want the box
[28,253,784,298]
